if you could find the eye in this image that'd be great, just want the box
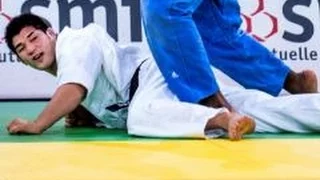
[30,36,38,42]
[17,46,25,53]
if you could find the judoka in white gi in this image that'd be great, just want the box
[5,14,320,140]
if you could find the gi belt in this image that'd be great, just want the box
[105,60,147,112]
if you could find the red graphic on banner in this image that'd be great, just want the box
[241,0,278,42]
[0,0,12,44]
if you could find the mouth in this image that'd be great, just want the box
[33,52,43,61]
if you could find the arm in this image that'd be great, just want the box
[8,24,107,134]
[7,83,86,134]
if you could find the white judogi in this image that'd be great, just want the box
[56,23,225,138]
[221,85,320,133]
[56,23,145,129]
[55,23,320,138]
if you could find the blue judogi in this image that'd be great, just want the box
[141,0,290,103]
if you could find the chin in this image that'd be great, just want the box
[35,64,50,71]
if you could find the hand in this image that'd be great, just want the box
[64,105,102,128]
[7,118,41,135]
[64,114,88,127]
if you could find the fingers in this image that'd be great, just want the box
[65,117,86,127]
[7,118,23,134]
[64,117,84,127]
[8,125,20,134]
[65,117,95,127]
[64,117,74,128]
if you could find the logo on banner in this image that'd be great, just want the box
[241,0,278,42]
[0,0,12,44]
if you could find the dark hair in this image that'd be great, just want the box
[5,13,52,53]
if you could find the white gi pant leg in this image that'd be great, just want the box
[220,84,320,133]
[127,59,227,138]
[128,59,320,137]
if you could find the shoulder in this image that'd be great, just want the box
[57,24,94,45]
[84,23,106,34]
[56,24,100,56]
[56,23,113,48]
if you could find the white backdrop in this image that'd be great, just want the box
[0,0,319,99]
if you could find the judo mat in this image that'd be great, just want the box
[1,102,320,179]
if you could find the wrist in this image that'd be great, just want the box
[32,121,44,134]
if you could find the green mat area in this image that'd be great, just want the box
[0,102,142,142]
[1,102,320,142]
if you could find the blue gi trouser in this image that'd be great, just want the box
[141,0,290,103]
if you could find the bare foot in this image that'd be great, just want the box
[205,111,255,141]
[284,70,318,94]
[227,112,255,141]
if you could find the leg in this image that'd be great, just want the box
[284,70,318,94]
[127,59,254,140]
[199,91,234,112]
[128,98,254,140]
[193,0,317,96]
[221,84,320,133]
[206,111,255,140]
[141,0,218,103]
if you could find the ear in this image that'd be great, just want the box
[46,28,56,39]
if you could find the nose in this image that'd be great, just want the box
[26,43,36,56]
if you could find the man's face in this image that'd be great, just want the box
[12,26,56,70]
